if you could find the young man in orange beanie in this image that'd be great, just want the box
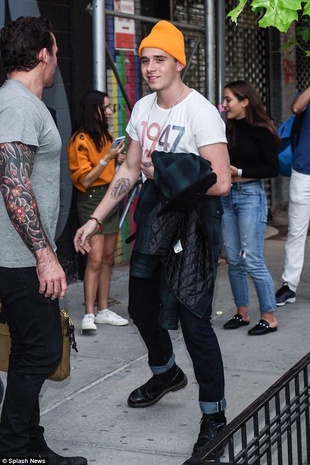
[74,20,231,462]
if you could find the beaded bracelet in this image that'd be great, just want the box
[89,216,102,232]
[99,159,108,167]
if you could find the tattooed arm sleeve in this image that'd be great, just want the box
[0,142,50,253]
[111,178,131,199]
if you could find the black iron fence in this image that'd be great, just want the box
[186,352,310,465]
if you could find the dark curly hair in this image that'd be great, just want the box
[0,16,54,73]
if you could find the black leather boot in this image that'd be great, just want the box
[181,411,227,464]
[127,363,187,407]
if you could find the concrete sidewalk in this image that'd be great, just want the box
[2,230,310,464]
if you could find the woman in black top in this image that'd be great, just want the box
[221,80,280,335]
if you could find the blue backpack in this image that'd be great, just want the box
[277,115,296,177]
[277,113,304,177]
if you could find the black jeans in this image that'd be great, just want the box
[0,267,62,455]
[128,260,225,406]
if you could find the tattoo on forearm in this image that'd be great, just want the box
[111,178,131,199]
[0,142,49,252]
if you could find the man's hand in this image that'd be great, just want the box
[36,247,67,299]
[74,219,98,254]
[140,159,154,179]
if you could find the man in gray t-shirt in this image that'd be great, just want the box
[0,79,61,267]
[0,16,87,464]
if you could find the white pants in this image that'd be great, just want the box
[282,169,310,291]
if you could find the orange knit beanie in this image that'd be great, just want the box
[138,20,186,66]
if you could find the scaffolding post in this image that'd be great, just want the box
[92,0,106,90]
[216,0,225,107]
[205,0,215,103]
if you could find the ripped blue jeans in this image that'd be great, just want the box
[221,180,276,313]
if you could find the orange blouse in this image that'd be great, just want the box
[67,132,115,192]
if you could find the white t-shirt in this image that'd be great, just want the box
[0,80,62,268]
[126,89,227,160]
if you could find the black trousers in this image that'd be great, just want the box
[0,267,62,455]
[128,259,225,404]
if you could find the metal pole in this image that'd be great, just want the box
[119,177,142,229]
[216,0,225,107]
[119,186,138,229]
[92,0,106,91]
[205,0,215,103]
[170,0,174,21]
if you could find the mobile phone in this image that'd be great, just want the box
[112,136,126,148]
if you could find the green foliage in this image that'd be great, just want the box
[228,0,310,33]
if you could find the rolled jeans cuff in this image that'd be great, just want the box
[150,353,175,375]
[200,397,227,414]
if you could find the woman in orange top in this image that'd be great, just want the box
[68,90,128,331]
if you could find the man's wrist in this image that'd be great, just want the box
[89,215,102,232]
[35,245,56,262]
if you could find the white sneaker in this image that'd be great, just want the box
[95,309,128,326]
[81,314,97,331]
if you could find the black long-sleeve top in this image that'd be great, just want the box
[228,118,279,179]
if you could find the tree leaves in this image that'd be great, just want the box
[228,0,248,22]
[228,0,310,33]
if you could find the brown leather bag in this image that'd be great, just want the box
[0,309,78,382]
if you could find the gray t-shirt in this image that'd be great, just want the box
[0,80,62,267]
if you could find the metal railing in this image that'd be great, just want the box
[189,352,310,465]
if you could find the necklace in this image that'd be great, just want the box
[146,85,186,141]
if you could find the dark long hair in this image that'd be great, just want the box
[71,90,113,152]
[0,16,54,73]
[224,80,281,147]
